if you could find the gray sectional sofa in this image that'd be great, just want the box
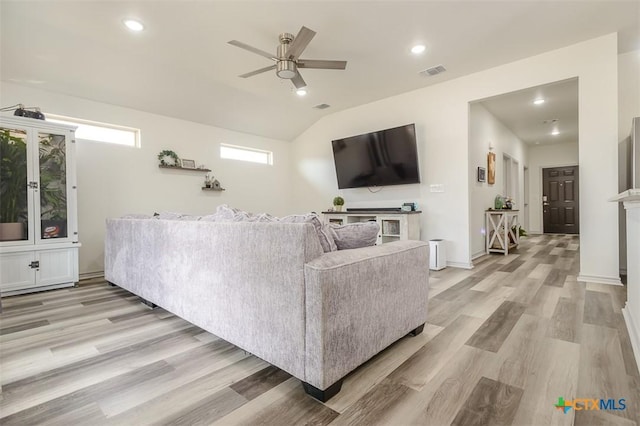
[105,217,429,401]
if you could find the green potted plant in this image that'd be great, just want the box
[0,129,28,240]
[333,196,345,212]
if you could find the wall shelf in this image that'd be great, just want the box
[159,165,211,172]
[202,187,225,192]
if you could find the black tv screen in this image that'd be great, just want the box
[331,124,420,189]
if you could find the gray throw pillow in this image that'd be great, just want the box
[279,213,337,252]
[331,221,380,250]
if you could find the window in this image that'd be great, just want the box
[46,114,140,147]
[220,143,272,165]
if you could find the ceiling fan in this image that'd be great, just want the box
[228,26,347,90]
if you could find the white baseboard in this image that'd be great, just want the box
[623,305,640,372]
[576,274,623,286]
[471,251,487,260]
[80,271,104,280]
[446,261,474,269]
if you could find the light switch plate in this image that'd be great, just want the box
[430,184,444,193]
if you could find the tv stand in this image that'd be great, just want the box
[321,210,421,244]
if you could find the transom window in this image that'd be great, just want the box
[46,114,140,147]
[220,143,272,165]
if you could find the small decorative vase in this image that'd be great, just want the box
[494,196,504,210]
[334,205,343,212]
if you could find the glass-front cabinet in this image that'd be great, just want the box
[0,116,79,295]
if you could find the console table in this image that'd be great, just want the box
[321,210,421,245]
[485,210,520,255]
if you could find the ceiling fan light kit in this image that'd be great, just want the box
[229,26,347,90]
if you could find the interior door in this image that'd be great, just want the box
[542,166,579,234]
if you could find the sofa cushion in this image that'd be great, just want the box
[330,221,379,250]
[280,213,337,253]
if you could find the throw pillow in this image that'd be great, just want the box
[279,213,337,252]
[331,221,380,250]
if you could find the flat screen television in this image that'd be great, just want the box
[331,123,420,189]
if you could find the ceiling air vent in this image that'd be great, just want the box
[314,103,331,110]
[420,65,447,77]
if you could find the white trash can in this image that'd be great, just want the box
[429,239,446,271]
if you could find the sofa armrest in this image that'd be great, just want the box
[303,240,429,390]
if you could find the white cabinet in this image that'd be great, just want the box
[0,116,80,295]
[321,211,421,245]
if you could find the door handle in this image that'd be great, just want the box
[543,203,549,206]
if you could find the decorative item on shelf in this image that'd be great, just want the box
[0,103,45,120]
[494,195,504,210]
[158,150,180,167]
[204,173,212,188]
[402,202,417,212]
[477,166,486,183]
[503,197,514,210]
[333,196,344,212]
[487,151,496,184]
[212,179,221,190]
[180,159,196,169]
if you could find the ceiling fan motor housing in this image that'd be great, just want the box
[276,60,297,79]
[276,36,297,79]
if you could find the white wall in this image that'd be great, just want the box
[469,103,527,258]
[292,34,620,283]
[527,142,579,234]
[618,50,640,273]
[0,82,293,276]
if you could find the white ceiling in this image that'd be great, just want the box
[479,78,579,146]
[1,1,638,141]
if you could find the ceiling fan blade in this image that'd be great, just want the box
[286,26,316,60]
[228,40,276,61]
[239,64,277,78]
[298,59,347,70]
[291,71,307,89]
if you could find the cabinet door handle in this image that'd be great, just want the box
[29,261,40,268]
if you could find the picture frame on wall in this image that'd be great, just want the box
[180,159,196,169]
[477,167,486,182]
[487,152,496,184]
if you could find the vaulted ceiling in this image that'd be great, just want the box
[1,1,638,141]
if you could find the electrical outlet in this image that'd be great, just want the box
[430,184,444,193]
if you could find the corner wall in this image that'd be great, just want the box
[292,34,620,282]
[0,82,293,276]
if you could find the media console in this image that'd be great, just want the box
[321,210,421,245]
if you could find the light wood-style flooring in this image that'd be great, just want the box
[0,234,638,425]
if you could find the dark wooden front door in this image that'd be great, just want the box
[543,166,579,234]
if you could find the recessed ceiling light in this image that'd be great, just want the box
[411,45,426,54]
[123,19,144,32]
[551,129,560,136]
[535,142,540,145]
[296,89,307,96]
[533,98,545,105]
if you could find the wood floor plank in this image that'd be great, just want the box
[230,365,291,401]
[213,378,338,426]
[508,336,580,426]
[465,301,527,353]
[583,290,617,329]
[0,319,49,336]
[547,296,583,343]
[103,355,266,424]
[450,377,523,426]
[578,323,636,422]
[386,315,484,391]
[543,268,568,287]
